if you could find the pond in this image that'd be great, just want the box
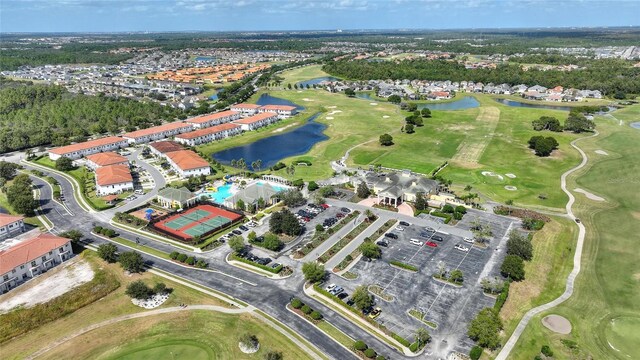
[493,98,573,111]
[194,56,215,62]
[296,76,341,88]
[355,92,372,100]
[256,93,305,110]
[417,96,480,111]
[631,122,640,130]
[212,113,327,168]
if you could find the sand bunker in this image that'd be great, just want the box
[327,106,337,109]
[504,186,517,191]
[505,173,517,178]
[296,90,302,93]
[370,102,378,106]
[326,116,334,120]
[481,171,504,181]
[302,98,315,102]
[542,315,572,334]
[328,110,342,115]
[383,115,390,118]
[272,123,297,133]
[595,150,609,155]
[574,188,605,201]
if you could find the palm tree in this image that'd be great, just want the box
[415,327,431,346]
[255,159,262,172]
[230,159,237,168]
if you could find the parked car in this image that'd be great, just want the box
[395,226,405,231]
[384,233,398,239]
[320,204,330,209]
[341,207,351,213]
[239,225,249,231]
[463,237,474,244]
[432,235,444,242]
[368,307,382,319]
[330,286,344,296]
[376,240,388,247]
[247,222,257,228]
[399,221,411,226]
[336,213,345,219]
[325,283,336,292]
[232,230,242,235]
[425,241,438,248]
[424,226,436,232]
[410,238,424,246]
[337,292,348,300]
[455,244,470,252]
[134,189,144,195]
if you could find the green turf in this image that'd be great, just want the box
[107,340,213,360]
[279,64,334,85]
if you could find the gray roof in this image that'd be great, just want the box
[367,171,437,197]
[226,183,282,205]
[157,187,195,203]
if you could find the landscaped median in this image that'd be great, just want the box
[293,211,360,259]
[304,282,425,356]
[334,219,397,274]
[225,252,292,279]
[317,214,377,264]
[389,260,418,272]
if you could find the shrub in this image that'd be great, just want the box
[364,348,376,358]
[176,253,188,262]
[196,259,207,268]
[500,255,526,281]
[185,257,195,265]
[301,305,312,315]
[409,342,418,352]
[170,251,179,260]
[93,225,103,233]
[104,229,117,238]
[354,340,368,351]
[118,251,145,273]
[153,282,167,294]
[291,298,303,309]
[541,345,554,357]
[310,311,323,320]
[376,356,386,360]
[125,280,152,300]
[469,345,483,360]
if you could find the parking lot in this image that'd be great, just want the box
[325,212,518,356]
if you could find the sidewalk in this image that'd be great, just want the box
[301,214,364,262]
[324,217,386,270]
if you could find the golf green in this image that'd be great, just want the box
[604,316,640,358]
[106,339,213,360]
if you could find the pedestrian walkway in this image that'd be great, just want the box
[324,217,386,269]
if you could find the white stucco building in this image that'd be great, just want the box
[165,150,211,178]
[95,164,134,195]
[122,122,194,144]
[232,112,279,131]
[185,110,241,129]
[174,123,242,146]
[48,136,128,161]
[257,105,298,119]
[0,214,25,240]
[230,103,261,116]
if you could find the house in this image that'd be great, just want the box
[230,103,261,116]
[185,110,241,129]
[258,105,298,119]
[0,214,25,240]
[48,136,128,161]
[95,164,134,195]
[0,233,72,293]
[147,140,184,158]
[164,150,211,178]
[156,186,197,209]
[360,170,438,207]
[84,152,129,170]
[428,91,451,100]
[122,122,194,144]
[232,112,279,131]
[174,123,242,146]
[224,182,285,211]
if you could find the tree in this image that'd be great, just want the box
[239,333,259,349]
[500,255,525,281]
[119,251,145,273]
[379,133,393,146]
[541,345,554,357]
[406,103,418,112]
[228,235,245,253]
[388,95,401,104]
[506,230,533,261]
[414,192,427,211]
[415,327,431,346]
[97,243,118,263]
[467,308,503,349]
[280,189,305,207]
[359,242,381,259]
[263,232,284,251]
[308,181,319,191]
[6,174,38,216]
[236,199,246,211]
[532,116,562,132]
[55,156,75,171]
[564,113,595,133]
[421,108,432,118]
[302,262,326,283]
[153,282,167,294]
[449,269,464,284]
[405,123,415,133]
[357,181,370,199]
[125,280,153,300]
[0,161,19,180]
[264,351,283,360]
[469,345,483,360]
[247,231,257,242]
[269,209,302,236]
[352,285,374,310]
[344,88,356,97]
[59,229,83,243]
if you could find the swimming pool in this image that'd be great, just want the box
[203,184,235,204]
[256,181,287,192]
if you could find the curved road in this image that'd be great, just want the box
[496,131,599,359]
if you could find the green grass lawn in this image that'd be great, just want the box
[0,176,45,229]
[507,104,640,359]
[280,64,334,85]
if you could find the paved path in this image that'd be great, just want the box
[301,214,364,262]
[496,131,599,360]
[324,217,386,270]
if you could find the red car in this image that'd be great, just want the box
[321,204,330,209]
[425,241,438,248]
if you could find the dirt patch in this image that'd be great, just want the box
[632,212,640,220]
[542,315,572,334]
[0,258,94,313]
[574,188,605,202]
[595,150,609,155]
[272,122,298,133]
[451,107,500,164]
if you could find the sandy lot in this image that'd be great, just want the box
[574,188,605,201]
[542,314,572,334]
[0,258,94,313]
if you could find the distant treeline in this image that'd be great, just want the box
[0,79,180,153]
[322,59,640,95]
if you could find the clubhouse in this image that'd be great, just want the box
[175,123,242,146]
[360,170,439,207]
[48,136,128,161]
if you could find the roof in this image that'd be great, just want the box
[49,136,126,156]
[123,122,193,140]
[0,214,24,227]
[226,182,282,205]
[233,112,277,125]
[186,110,240,124]
[231,103,261,109]
[176,123,241,140]
[148,140,183,154]
[259,105,297,111]
[157,187,195,203]
[95,164,133,186]
[165,150,210,170]
[0,233,70,275]
[85,152,128,167]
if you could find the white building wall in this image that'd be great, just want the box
[96,181,134,195]
[0,219,25,240]
[48,140,128,160]
[0,241,72,293]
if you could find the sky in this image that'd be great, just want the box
[1,0,639,33]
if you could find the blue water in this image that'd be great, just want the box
[209,91,218,101]
[296,76,341,88]
[256,93,305,110]
[205,184,234,204]
[417,96,480,111]
[631,122,640,130]
[256,181,286,192]
[494,98,573,111]
[195,56,215,62]
[355,92,372,100]
[212,112,327,168]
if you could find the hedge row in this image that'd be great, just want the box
[169,251,208,268]
[93,226,117,238]
[493,281,510,312]
[353,340,386,359]
[290,297,323,321]
[389,260,418,272]
[230,253,282,274]
[296,211,360,257]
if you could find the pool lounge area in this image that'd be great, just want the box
[197,180,289,206]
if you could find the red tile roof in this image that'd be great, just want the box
[85,152,128,167]
[166,150,210,170]
[259,105,297,111]
[148,140,184,154]
[123,122,193,140]
[233,112,278,125]
[186,110,240,124]
[95,164,133,186]
[49,136,126,156]
[176,123,241,140]
[0,214,24,228]
[231,103,261,109]
[0,233,70,275]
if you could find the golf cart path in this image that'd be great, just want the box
[496,131,598,360]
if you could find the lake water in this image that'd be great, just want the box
[212,112,327,168]
[195,56,215,62]
[417,96,480,111]
[631,122,640,130]
[355,92,372,100]
[494,98,573,111]
[296,76,341,87]
[256,93,305,110]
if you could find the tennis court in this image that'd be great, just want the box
[151,204,243,241]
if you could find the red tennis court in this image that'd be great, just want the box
[151,204,242,241]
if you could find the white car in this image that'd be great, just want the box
[395,226,405,231]
[410,239,423,246]
[455,244,470,252]
[463,237,474,244]
[325,284,336,292]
